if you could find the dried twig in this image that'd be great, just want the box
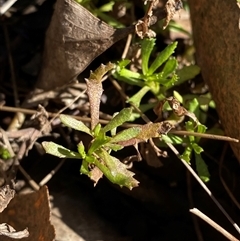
[190,208,240,241]
[167,142,240,234]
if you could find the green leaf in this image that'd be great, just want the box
[127,86,151,107]
[110,127,141,143]
[195,153,210,182]
[102,108,133,133]
[116,59,131,69]
[195,124,207,142]
[98,1,114,12]
[148,42,178,75]
[110,112,118,137]
[188,98,199,114]
[185,121,195,142]
[113,74,144,86]
[93,123,101,136]
[96,149,139,189]
[162,57,178,78]
[117,68,143,79]
[176,65,200,85]
[77,142,86,158]
[141,38,155,75]
[88,135,111,155]
[173,91,183,103]
[42,141,83,159]
[104,143,124,151]
[197,124,207,134]
[60,114,92,136]
[80,159,89,175]
[160,73,179,88]
[161,134,184,145]
[114,63,143,86]
[181,145,192,163]
[191,143,203,154]
[85,155,95,164]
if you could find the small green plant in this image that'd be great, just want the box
[114,38,200,106]
[42,52,211,189]
[42,63,141,189]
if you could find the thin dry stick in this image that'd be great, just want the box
[190,208,240,241]
[219,144,240,210]
[169,130,239,143]
[167,142,240,234]
[49,89,87,125]
[0,105,110,124]
[14,142,40,191]
[1,105,239,143]
[186,171,204,241]
[39,159,65,186]
[122,33,133,59]
[18,165,40,191]
[0,0,18,15]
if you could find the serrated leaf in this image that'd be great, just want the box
[195,153,210,182]
[148,42,177,75]
[60,114,92,136]
[86,63,115,129]
[141,38,155,75]
[102,108,133,133]
[96,149,139,189]
[89,62,115,83]
[42,141,83,159]
[160,73,179,88]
